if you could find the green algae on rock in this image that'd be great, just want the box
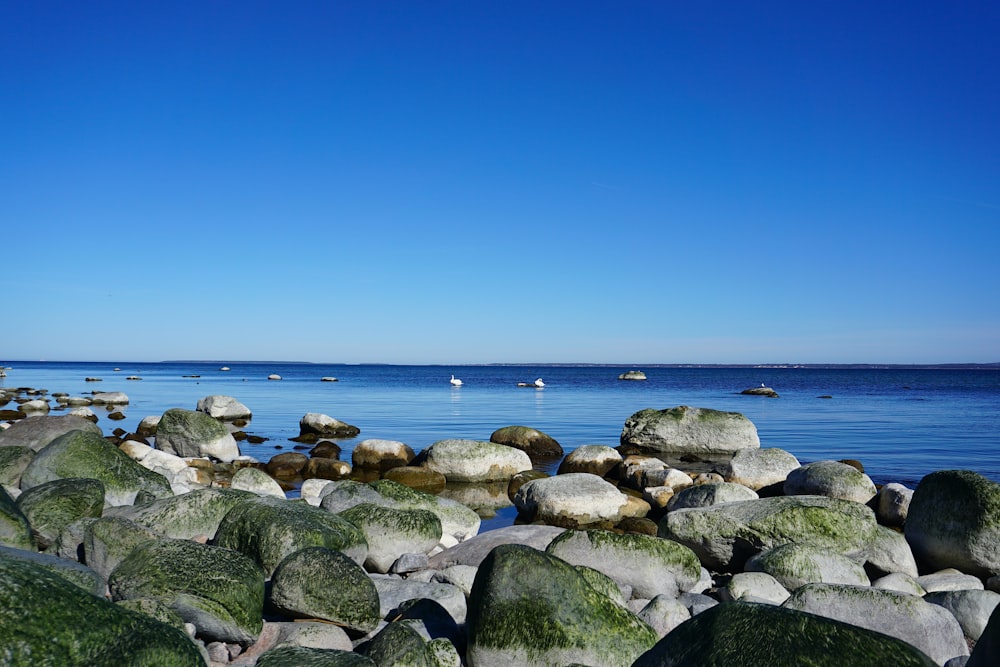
[104,486,256,540]
[338,502,443,573]
[256,645,377,666]
[0,485,35,551]
[15,477,105,550]
[620,405,760,454]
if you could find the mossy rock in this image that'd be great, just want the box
[368,478,481,542]
[0,414,102,452]
[546,528,701,599]
[108,537,265,644]
[15,477,105,550]
[0,445,35,488]
[256,645,376,666]
[489,425,563,459]
[85,516,162,580]
[0,551,205,665]
[904,469,1000,577]
[421,438,533,483]
[382,466,447,494]
[467,544,657,666]
[20,429,172,506]
[269,546,380,633]
[364,621,434,666]
[104,487,256,540]
[155,407,239,462]
[0,484,35,550]
[213,495,368,576]
[115,596,188,633]
[0,544,104,596]
[745,542,869,590]
[659,495,878,572]
[632,601,937,666]
[338,503,442,573]
[620,405,760,454]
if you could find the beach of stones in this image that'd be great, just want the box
[1,384,999,667]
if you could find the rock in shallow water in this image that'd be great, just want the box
[620,405,760,454]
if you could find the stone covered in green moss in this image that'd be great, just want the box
[547,528,701,599]
[363,621,434,667]
[905,469,1000,577]
[213,495,367,576]
[85,516,162,580]
[620,405,760,454]
[0,445,35,489]
[256,645,376,666]
[745,542,869,590]
[0,544,104,596]
[339,503,442,573]
[0,550,205,666]
[269,546,380,633]
[0,414,102,452]
[156,407,240,462]
[16,477,105,550]
[20,429,172,506]
[0,484,34,550]
[105,486,255,540]
[422,438,532,483]
[115,597,188,633]
[659,495,878,572]
[467,544,657,666]
[632,601,937,666]
[369,478,481,542]
[108,537,265,644]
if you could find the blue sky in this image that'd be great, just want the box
[2,1,998,364]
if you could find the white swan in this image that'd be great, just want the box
[533,378,545,388]
[450,375,463,386]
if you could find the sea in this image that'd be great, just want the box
[2,361,998,528]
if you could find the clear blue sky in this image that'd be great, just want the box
[3,1,998,364]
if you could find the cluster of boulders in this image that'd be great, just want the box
[1,386,999,666]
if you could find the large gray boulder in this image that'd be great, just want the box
[861,524,920,578]
[784,460,877,503]
[196,395,252,421]
[299,413,360,439]
[620,405,759,454]
[109,537,265,645]
[368,478,481,543]
[0,551,205,665]
[213,495,368,576]
[722,447,801,490]
[466,544,657,666]
[925,589,1000,642]
[545,528,702,598]
[659,495,879,572]
[556,444,622,477]
[667,482,759,511]
[337,503,442,573]
[513,472,628,528]
[427,524,565,569]
[104,487,256,540]
[20,430,172,506]
[84,516,161,581]
[269,546,380,633]
[0,414,102,452]
[363,621,436,667]
[745,543,870,590]
[371,574,468,626]
[0,485,36,550]
[15,477,105,551]
[421,439,532,483]
[783,583,969,665]
[155,408,240,462]
[905,470,1000,577]
[632,601,938,667]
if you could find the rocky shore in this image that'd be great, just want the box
[1,386,999,666]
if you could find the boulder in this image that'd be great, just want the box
[91,391,129,405]
[0,551,204,665]
[722,447,801,490]
[968,604,1000,667]
[266,451,309,479]
[20,429,172,506]
[104,487,255,540]
[878,482,914,527]
[421,438,532,483]
[925,589,1000,642]
[368,479,481,544]
[351,439,416,471]
[745,543,870,590]
[667,482,759,511]
[231,466,286,499]
[905,470,1000,577]
[0,414,102,452]
[636,595,691,638]
[370,574,468,626]
[618,370,647,381]
[0,544,104,596]
[741,386,778,397]
[723,571,791,604]
[255,646,375,666]
[428,524,565,569]
[213,495,368,576]
[15,477,105,550]
[466,544,657,666]
[0,445,34,490]
[108,537,265,645]
[196,395,252,421]
[489,425,563,459]
[363,621,436,667]
[873,571,927,596]
[660,495,879,572]
[84,516,162,581]
[784,460,877,503]
[513,473,628,528]
[268,546,380,633]
[545,528,701,599]
[632,600,938,667]
[337,503,442,573]
[155,408,240,462]
[917,570,986,593]
[860,524,920,578]
[383,466,447,494]
[620,405,760,454]
[783,583,968,665]
[299,413,360,439]
[556,444,622,477]
[19,399,50,413]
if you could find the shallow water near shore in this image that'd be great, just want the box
[3,361,999,530]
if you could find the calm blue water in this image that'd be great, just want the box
[2,362,999,491]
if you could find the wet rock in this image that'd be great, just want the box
[621,405,760,455]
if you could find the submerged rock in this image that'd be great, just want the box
[618,370,647,381]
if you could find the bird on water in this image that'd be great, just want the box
[450,375,463,386]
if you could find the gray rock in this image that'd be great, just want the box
[0,414,102,452]
[905,470,1000,577]
[489,425,563,459]
[545,528,702,598]
[371,574,468,626]
[231,466,287,499]
[104,487,255,540]
[660,495,879,572]
[155,408,240,462]
[783,583,968,665]
[368,479,481,544]
[878,482,914,527]
[917,571,985,593]
[0,544,104,596]
[268,620,354,652]
[667,482,759,510]
[860,524,919,578]
[269,546,380,633]
[632,601,938,667]
[0,446,34,490]
[513,472,628,528]
[926,589,1000,641]
[299,413,360,438]
[427,524,564,569]
[723,571,791,604]
[557,444,623,476]
[620,405,760,454]
[421,438,532,483]
[872,572,927,596]
[784,460,877,504]
[91,391,129,405]
[722,447,801,490]
[338,503,442,573]
[84,516,162,581]
[637,595,691,638]
[196,395,252,421]
[618,370,647,381]
[363,622,434,667]
[746,543,870,590]
[20,429,172,506]
[108,537,265,645]
[466,544,657,667]
[14,477,104,551]
[351,439,416,471]
[968,604,1000,667]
